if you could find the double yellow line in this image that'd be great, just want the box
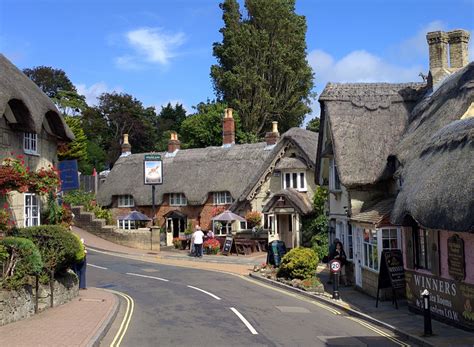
[106,290,135,347]
[347,316,410,346]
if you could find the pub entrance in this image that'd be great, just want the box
[165,210,187,238]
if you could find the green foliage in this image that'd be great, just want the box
[184,221,193,235]
[44,192,63,225]
[58,116,88,162]
[79,140,107,174]
[301,186,328,260]
[91,205,113,224]
[306,117,320,133]
[211,0,314,137]
[277,247,318,280]
[23,66,76,98]
[0,237,43,289]
[72,233,86,262]
[54,90,88,116]
[10,225,83,276]
[63,190,95,208]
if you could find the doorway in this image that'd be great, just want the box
[277,214,293,249]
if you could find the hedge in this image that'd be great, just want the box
[277,247,318,280]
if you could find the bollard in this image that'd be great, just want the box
[422,289,433,336]
[333,271,340,300]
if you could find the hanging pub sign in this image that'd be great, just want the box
[376,249,405,309]
[447,234,465,281]
[144,154,163,185]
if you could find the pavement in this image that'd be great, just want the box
[2,226,473,346]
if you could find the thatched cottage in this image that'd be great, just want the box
[97,109,318,249]
[316,29,474,330]
[0,54,74,227]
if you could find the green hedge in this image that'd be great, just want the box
[277,247,318,280]
[0,237,43,289]
[10,225,83,275]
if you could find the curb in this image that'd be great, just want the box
[89,289,121,347]
[248,273,434,347]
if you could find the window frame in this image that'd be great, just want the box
[117,219,136,230]
[24,193,40,227]
[23,132,38,155]
[414,228,431,270]
[281,171,307,192]
[213,191,233,205]
[362,228,379,271]
[329,158,341,192]
[169,193,187,206]
[118,195,134,207]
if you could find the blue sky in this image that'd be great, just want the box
[1,0,473,124]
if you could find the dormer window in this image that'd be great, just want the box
[213,191,233,205]
[118,195,134,207]
[282,171,307,191]
[169,193,187,206]
[329,158,341,192]
[23,132,38,155]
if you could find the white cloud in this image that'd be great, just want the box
[76,82,123,106]
[116,27,185,69]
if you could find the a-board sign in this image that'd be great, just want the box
[378,249,405,290]
[222,235,234,256]
[329,259,341,273]
[144,154,163,185]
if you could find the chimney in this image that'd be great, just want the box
[426,31,450,85]
[167,131,181,153]
[265,121,280,146]
[222,108,235,147]
[120,133,131,157]
[448,30,470,69]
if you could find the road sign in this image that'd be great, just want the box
[329,259,341,273]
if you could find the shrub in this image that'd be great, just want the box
[0,237,43,289]
[245,211,262,228]
[92,205,112,224]
[172,237,182,249]
[63,190,95,208]
[10,225,83,276]
[277,247,318,280]
[203,238,221,254]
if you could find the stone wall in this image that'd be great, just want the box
[72,206,160,251]
[0,271,78,326]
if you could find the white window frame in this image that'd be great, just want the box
[169,193,187,206]
[118,195,134,207]
[117,219,136,230]
[381,227,401,251]
[282,171,307,192]
[23,132,38,155]
[329,158,341,192]
[24,193,40,227]
[360,227,401,272]
[213,191,233,205]
[347,224,354,260]
[362,228,379,271]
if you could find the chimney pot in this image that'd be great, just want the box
[448,30,470,69]
[121,133,131,157]
[265,121,280,146]
[222,108,235,147]
[167,131,181,153]
[426,31,450,85]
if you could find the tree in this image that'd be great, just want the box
[154,103,187,151]
[306,117,320,133]
[57,116,88,162]
[211,0,314,137]
[23,66,77,99]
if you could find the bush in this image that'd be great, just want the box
[245,211,261,228]
[10,225,83,276]
[277,247,318,280]
[172,237,182,249]
[92,205,112,224]
[63,190,95,208]
[0,237,43,289]
[203,238,221,254]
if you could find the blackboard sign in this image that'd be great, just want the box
[222,236,234,256]
[376,249,405,308]
[447,234,465,281]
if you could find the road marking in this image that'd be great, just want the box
[88,263,108,270]
[187,285,221,300]
[230,307,258,335]
[347,316,410,346]
[126,272,169,282]
[104,289,135,347]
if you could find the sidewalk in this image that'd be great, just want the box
[0,288,118,347]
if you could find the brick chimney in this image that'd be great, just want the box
[427,31,450,85]
[222,108,235,147]
[448,29,470,69]
[120,133,131,157]
[167,131,181,153]
[265,121,280,146]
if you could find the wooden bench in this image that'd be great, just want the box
[234,239,256,255]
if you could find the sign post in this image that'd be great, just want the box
[376,249,405,309]
[329,259,341,300]
[144,154,163,250]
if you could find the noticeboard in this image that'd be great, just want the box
[378,249,405,290]
[144,154,163,185]
[222,236,234,256]
[58,160,79,191]
[447,234,465,281]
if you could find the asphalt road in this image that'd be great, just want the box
[87,249,414,347]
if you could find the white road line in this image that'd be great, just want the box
[187,285,222,300]
[126,272,169,282]
[230,307,258,335]
[88,263,108,270]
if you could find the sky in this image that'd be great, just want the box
[1,0,473,125]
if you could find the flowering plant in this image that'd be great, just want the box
[172,237,185,249]
[245,211,262,228]
[211,206,226,217]
[203,238,221,255]
[0,203,15,231]
[28,165,61,195]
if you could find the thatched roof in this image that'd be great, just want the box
[262,189,313,215]
[275,157,307,170]
[316,82,426,187]
[0,54,74,141]
[98,128,318,208]
[351,197,396,226]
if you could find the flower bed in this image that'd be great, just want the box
[203,238,221,254]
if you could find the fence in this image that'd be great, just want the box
[78,175,100,193]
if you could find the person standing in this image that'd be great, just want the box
[192,226,204,258]
[333,241,348,286]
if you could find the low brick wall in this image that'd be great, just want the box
[72,206,160,251]
[0,271,78,326]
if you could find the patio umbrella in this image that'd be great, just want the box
[211,210,246,222]
[120,210,152,221]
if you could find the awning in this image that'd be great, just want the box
[211,210,246,222]
[164,210,187,219]
[351,198,396,227]
[262,189,313,215]
[120,210,152,221]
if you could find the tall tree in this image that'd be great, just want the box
[306,117,320,133]
[154,103,187,151]
[211,0,314,137]
[23,66,77,99]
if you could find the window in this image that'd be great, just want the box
[382,228,399,250]
[363,228,378,271]
[23,132,38,155]
[118,195,134,207]
[414,228,431,270]
[329,158,341,191]
[169,193,187,206]
[347,225,353,260]
[24,193,40,227]
[117,219,136,230]
[282,172,306,191]
[213,192,233,205]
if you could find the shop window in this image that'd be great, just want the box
[24,193,40,227]
[382,228,399,249]
[169,193,187,206]
[23,132,38,155]
[363,228,378,271]
[118,195,134,207]
[414,228,432,270]
[213,191,233,205]
[282,172,306,191]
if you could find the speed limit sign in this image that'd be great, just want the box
[329,259,341,273]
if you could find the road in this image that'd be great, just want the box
[87,249,414,347]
